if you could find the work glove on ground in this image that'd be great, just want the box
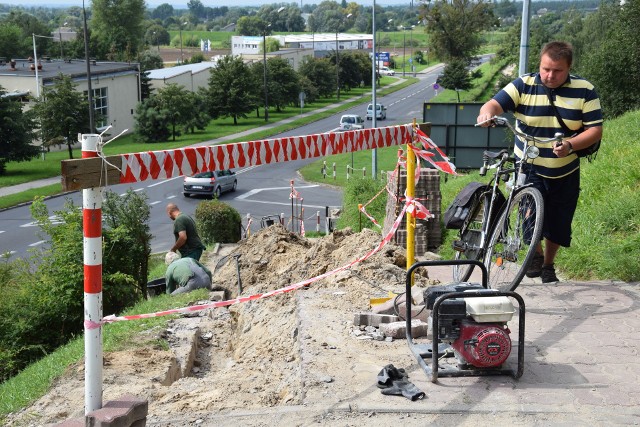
[377,364,426,401]
[376,364,408,388]
[380,380,426,401]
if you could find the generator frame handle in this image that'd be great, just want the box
[404,259,525,383]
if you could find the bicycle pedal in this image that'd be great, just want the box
[452,240,466,252]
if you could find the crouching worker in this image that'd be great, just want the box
[165,252,212,295]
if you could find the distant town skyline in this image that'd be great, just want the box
[0,0,415,8]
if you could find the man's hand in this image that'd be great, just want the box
[476,114,495,127]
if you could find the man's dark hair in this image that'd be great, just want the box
[541,41,573,67]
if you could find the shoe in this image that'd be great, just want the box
[525,253,544,278]
[540,264,559,283]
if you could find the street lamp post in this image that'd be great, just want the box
[401,25,406,76]
[263,25,270,121]
[179,22,187,64]
[410,25,415,76]
[335,13,352,101]
[262,7,285,122]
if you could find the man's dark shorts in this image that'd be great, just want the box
[526,169,580,248]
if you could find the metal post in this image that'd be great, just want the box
[519,0,532,75]
[82,134,103,414]
[336,31,340,100]
[263,30,269,121]
[179,25,184,64]
[32,34,40,99]
[402,26,406,77]
[372,1,378,178]
[83,0,95,133]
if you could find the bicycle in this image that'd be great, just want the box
[451,116,563,291]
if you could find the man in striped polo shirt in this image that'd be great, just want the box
[477,41,603,283]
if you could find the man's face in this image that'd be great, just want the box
[539,54,570,89]
[166,208,175,220]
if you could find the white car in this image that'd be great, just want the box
[378,66,395,76]
[366,103,387,120]
[183,169,237,198]
[339,114,365,131]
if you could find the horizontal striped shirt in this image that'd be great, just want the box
[493,73,603,178]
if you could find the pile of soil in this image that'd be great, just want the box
[6,225,440,426]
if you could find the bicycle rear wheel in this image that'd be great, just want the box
[453,193,492,282]
[484,187,544,292]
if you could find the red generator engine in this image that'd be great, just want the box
[425,284,515,369]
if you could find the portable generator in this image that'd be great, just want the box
[405,260,525,382]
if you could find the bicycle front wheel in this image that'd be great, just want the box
[484,187,544,292]
[453,193,492,282]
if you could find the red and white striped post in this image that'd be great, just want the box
[81,134,103,414]
[316,210,320,233]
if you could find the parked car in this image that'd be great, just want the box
[378,66,395,76]
[339,114,365,131]
[366,103,387,120]
[183,169,237,198]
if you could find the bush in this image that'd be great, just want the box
[195,200,241,244]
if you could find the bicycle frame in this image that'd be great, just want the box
[453,116,562,286]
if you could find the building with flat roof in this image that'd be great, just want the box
[0,58,140,136]
[147,62,218,93]
[231,33,373,59]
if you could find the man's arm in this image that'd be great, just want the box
[477,99,505,127]
[553,125,603,157]
[171,230,187,252]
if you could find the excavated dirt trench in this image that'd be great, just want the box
[7,226,442,426]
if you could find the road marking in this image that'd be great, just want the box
[235,198,333,210]
[29,240,46,247]
[0,230,4,234]
[236,185,319,201]
[150,201,162,206]
[2,250,17,256]
[148,176,182,188]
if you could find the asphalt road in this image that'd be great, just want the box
[0,66,445,260]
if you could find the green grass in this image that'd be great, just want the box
[0,288,209,419]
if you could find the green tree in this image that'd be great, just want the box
[265,57,300,112]
[134,96,171,143]
[236,15,267,36]
[0,86,38,175]
[91,0,146,61]
[155,83,190,141]
[0,23,23,60]
[298,57,336,98]
[578,0,640,118]
[440,59,473,94]
[31,74,90,159]
[183,90,211,134]
[421,0,493,61]
[204,55,257,125]
[187,0,206,21]
[151,3,174,21]
[145,23,170,48]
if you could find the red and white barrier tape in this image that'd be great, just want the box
[85,203,409,329]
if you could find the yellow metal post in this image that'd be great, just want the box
[406,120,416,279]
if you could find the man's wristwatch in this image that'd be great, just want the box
[566,140,574,154]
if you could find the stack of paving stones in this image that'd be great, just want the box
[55,395,148,427]
[382,169,441,255]
[352,293,429,341]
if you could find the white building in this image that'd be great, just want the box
[231,33,374,59]
[0,58,140,137]
[146,62,218,93]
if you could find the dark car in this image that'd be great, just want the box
[183,169,237,198]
